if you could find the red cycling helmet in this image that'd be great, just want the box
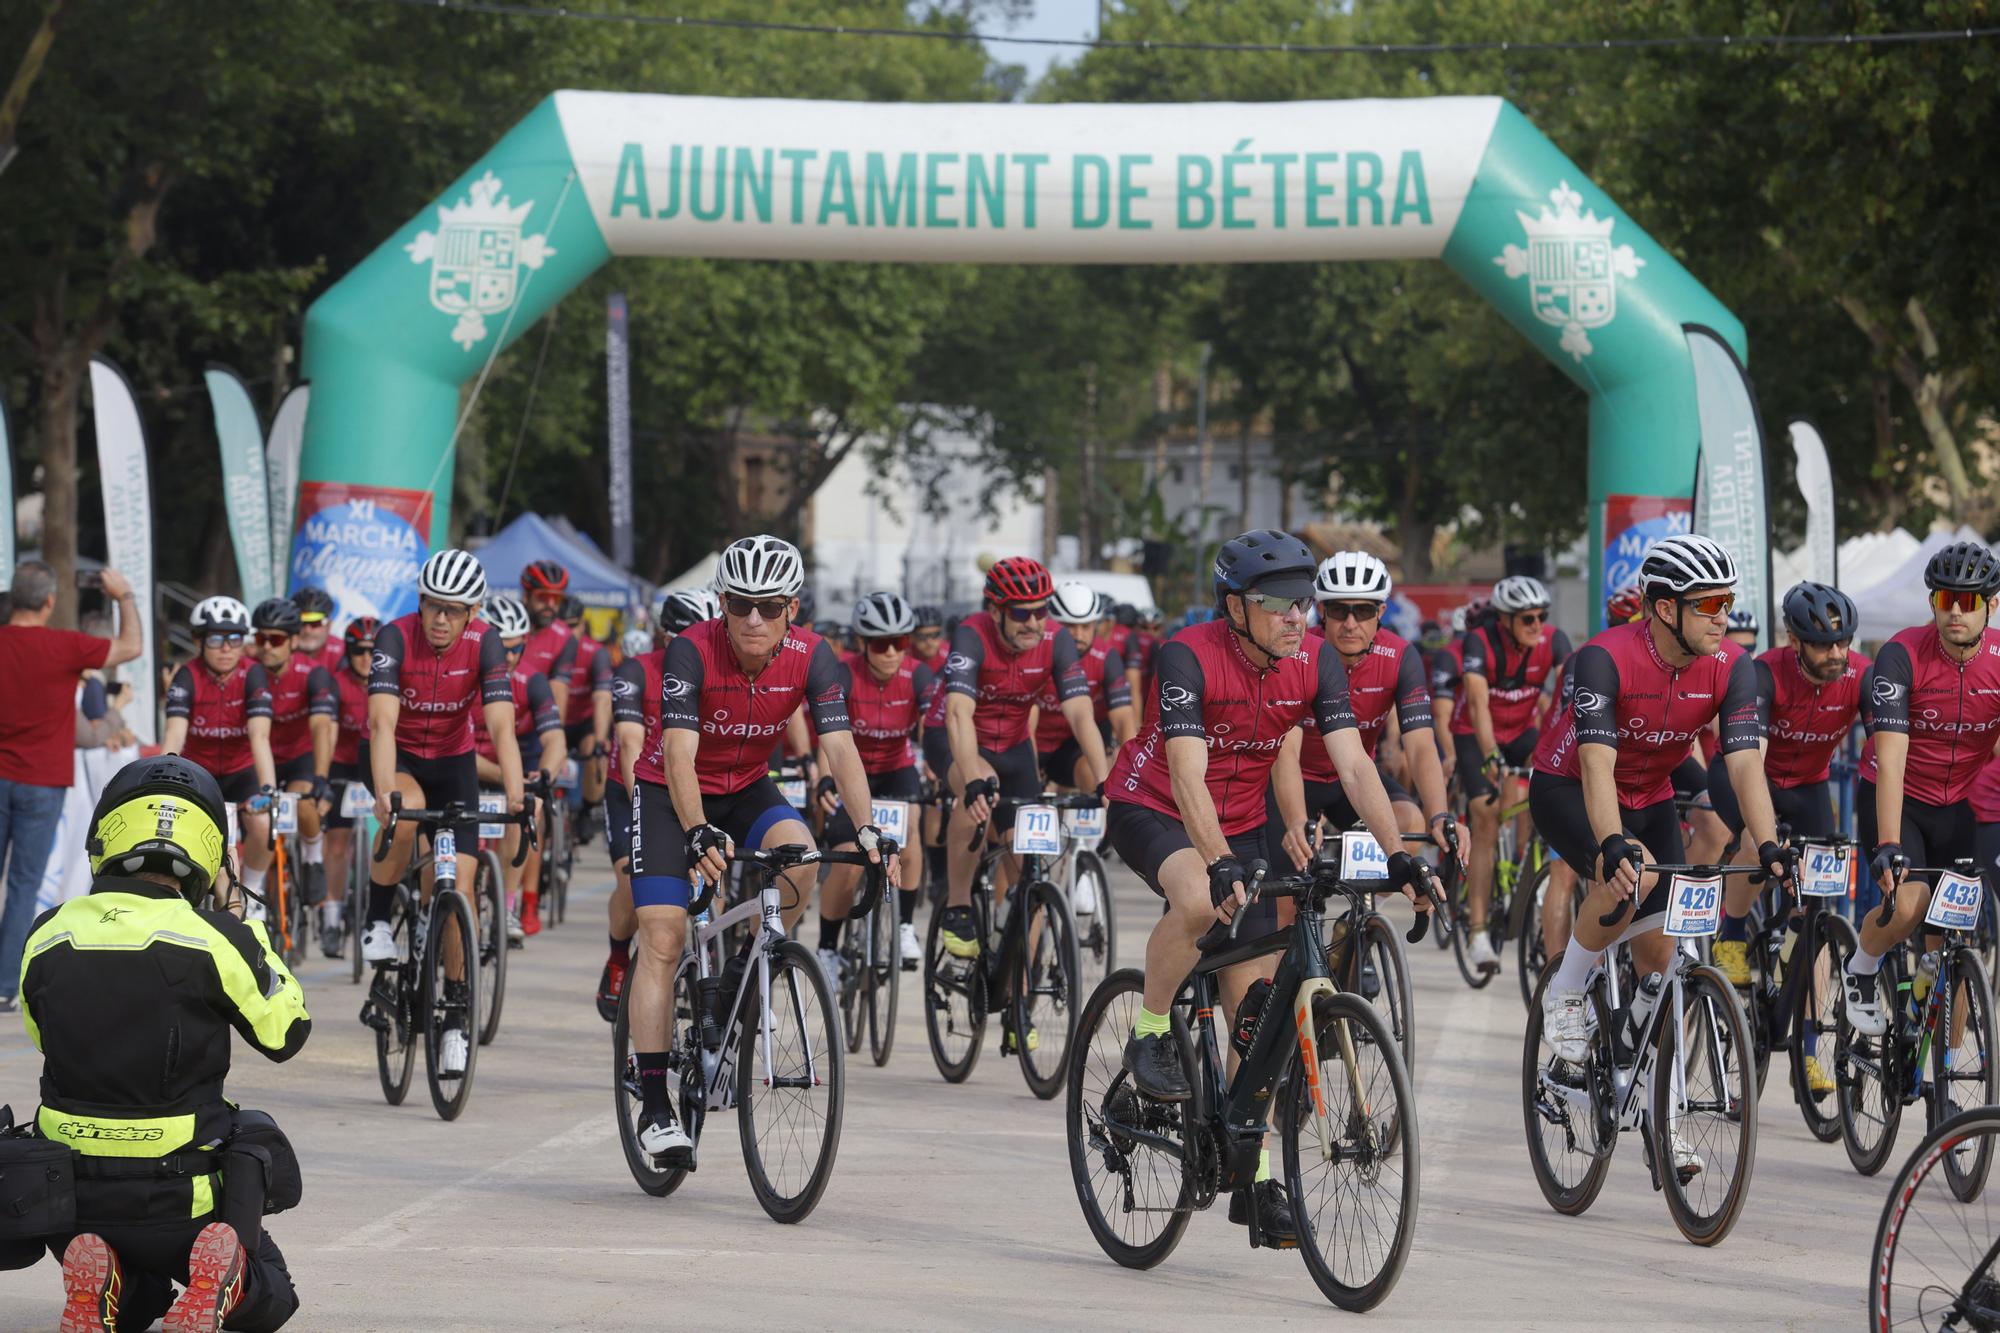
[1605,584,1645,624]
[343,616,381,649]
[520,559,569,596]
[984,555,1054,606]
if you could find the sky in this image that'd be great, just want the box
[998,0,1101,88]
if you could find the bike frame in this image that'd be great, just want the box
[680,879,814,1113]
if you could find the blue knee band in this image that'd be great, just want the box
[632,875,692,910]
[745,804,800,853]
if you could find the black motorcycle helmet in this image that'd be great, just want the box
[86,756,231,905]
[1780,582,1858,645]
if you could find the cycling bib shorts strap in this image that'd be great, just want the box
[1107,799,1274,935]
[1454,729,1536,804]
[1528,770,1683,919]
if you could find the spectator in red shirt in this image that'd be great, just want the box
[0,561,143,1010]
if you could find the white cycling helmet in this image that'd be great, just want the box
[1049,581,1100,626]
[190,595,251,635]
[853,591,917,638]
[1640,534,1738,595]
[1492,575,1552,614]
[717,535,805,599]
[1315,552,1392,603]
[484,595,531,639]
[418,548,489,606]
[620,627,652,657]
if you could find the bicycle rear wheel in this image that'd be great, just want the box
[1521,955,1614,1216]
[370,885,417,1106]
[1653,965,1757,1246]
[737,938,844,1224]
[1071,848,1116,998]
[1869,1106,2000,1330]
[1933,951,1997,1201]
[923,893,985,1083]
[1285,991,1418,1311]
[1064,969,1192,1270]
[866,902,899,1068]
[1015,881,1081,1100]
[475,851,508,1046]
[1360,914,1415,1072]
[840,929,865,1057]
[1449,872,1495,990]
[1790,911,1853,1143]
[422,886,480,1122]
[612,958,690,1198]
[548,800,571,926]
[1837,957,1905,1177]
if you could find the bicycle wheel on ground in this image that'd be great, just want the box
[1360,913,1415,1072]
[1284,991,1419,1312]
[1837,959,1905,1177]
[1933,950,1997,1201]
[1015,881,1081,1100]
[1448,867,1496,990]
[1869,1106,2000,1330]
[1071,849,1116,997]
[612,959,690,1198]
[1064,969,1192,1270]
[371,887,419,1106]
[839,929,865,1057]
[547,802,571,926]
[1790,911,1854,1143]
[475,851,508,1046]
[737,938,845,1224]
[421,885,480,1122]
[923,893,985,1083]
[1521,954,1614,1216]
[865,902,899,1068]
[1653,964,1757,1246]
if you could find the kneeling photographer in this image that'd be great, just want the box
[1,755,309,1331]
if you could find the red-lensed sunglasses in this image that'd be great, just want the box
[1932,588,1989,614]
[254,632,291,648]
[1680,591,1736,617]
[865,635,909,653]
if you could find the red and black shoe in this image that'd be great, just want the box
[59,1233,123,1333]
[163,1222,245,1333]
[597,950,629,1024]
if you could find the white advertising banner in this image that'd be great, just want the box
[1787,419,1837,587]
[88,356,158,744]
[266,383,309,595]
[1688,329,1771,649]
[206,365,276,607]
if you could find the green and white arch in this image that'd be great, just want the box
[299,92,1751,624]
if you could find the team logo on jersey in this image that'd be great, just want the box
[1494,181,1645,362]
[1872,676,1905,706]
[1160,683,1196,709]
[945,653,973,674]
[405,170,557,351]
[1572,687,1611,716]
[662,674,693,700]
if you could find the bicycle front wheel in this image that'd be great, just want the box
[923,894,985,1083]
[475,850,508,1046]
[1449,870,1495,990]
[1870,1106,2000,1330]
[1652,965,1757,1246]
[1284,991,1418,1312]
[1933,951,1997,1201]
[612,957,692,1198]
[1360,913,1415,1072]
[1071,848,1116,997]
[1015,881,1081,1100]
[372,886,417,1105]
[422,886,480,1122]
[1837,958,1905,1177]
[866,902,899,1068]
[1521,954,1614,1216]
[1790,911,1854,1143]
[737,938,845,1224]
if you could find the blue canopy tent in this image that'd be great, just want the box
[472,512,648,612]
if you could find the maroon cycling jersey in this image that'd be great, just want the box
[165,659,272,777]
[518,620,577,694]
[564,635,612,726]
[1858,624,2000,807]
[264,653,338,765]
[1034,638,1130,753]
[367,614,514,760]
[1109,619,1356,836]
[1532,621,1761,805]
[612,649,665,788]
[1756,645,1871,788]
[1970,754,2000,824]
[1299,626,1432,784]
[839,651,933,774]
[332,667,369,767]
[652,618,850,795]
[1453,624,1571,741]
[307,640,346,676]
[1430,639,1466,707]
[933,613,1089,751]
[474,668,562,763]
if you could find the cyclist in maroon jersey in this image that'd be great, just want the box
[163,596,278,901]
[934,556,1107,961]
[361,549,523,1079]
[559,596,613,840]
[517,558,580,715]
[624,537,893,1165]
[291,587,344,673]
[474,597,568,941]
[1529,537,1790,1140]
[1034,580,1135,787]
[1842,542,2000,1036]
[317,616,378,956]
[911,604,947,675]
[248,597,339,913]
[1430,601,1483,755]
[1106,531,1435,1243]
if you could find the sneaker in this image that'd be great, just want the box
[816,947,845,999]
[1541,987,1592,1064]
[1071,873,1098,916]
[1469,932,1501,973]
[507,910,525,947]
[1712,939,1752,987]
[1844,968,1887,1037]
[1122,1031,1191,1102]
[59,1232,121,1333]
[1227,1180,1299,1248]
[1803,1054,1836,1097]
[361,921,398,965]
[899,921,922,970]
[1669,1129,1703,1179]
[940,905,980,960]
[439,1028,470,1078]
[638,1109,695,1168]
[163,1221,246,1333]
[597,953,628,1024]
[521,890,542,937]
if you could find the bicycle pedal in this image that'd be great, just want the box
[359,1002,389,1034]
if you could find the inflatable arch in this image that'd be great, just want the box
[297,92,1754,625]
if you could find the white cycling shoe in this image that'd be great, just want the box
[506,910,525,946]
[361,922,398,965]
[640,1112,695,1167]
[1071,874,1098,916]
[898,922,922,967]
[816,947,845,998]
[1844,969,1888,1037]
[1670,1130,1703,1177]
[1469,932,1501,973]
[1541,987,1593,1064]
[439,1029,469,1078]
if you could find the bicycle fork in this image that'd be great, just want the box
[1293,976,1364,1164]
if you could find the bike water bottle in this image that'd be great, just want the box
[697,974,724,1050]
[1624,973,1665,1056]
[1914,951,1940,1005]
[1232,978,1274,1057]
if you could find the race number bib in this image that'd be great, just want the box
[1799,842,1851,898]
[1340,830,1389,882]
[1062,805,1106,840]
[1664,874,1722,937]
[1012,804,1062,856]
[1925,871,1984,932]
[273,793,298,836]
[869,799,908,846]
[778,779,809,811]
[341,782,374,818]
[478,792,506,841]
[433,829,458,880]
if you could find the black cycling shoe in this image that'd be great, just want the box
[1228,1180,1299,1248]
[1122,1032,1190,1102]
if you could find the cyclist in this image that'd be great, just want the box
[1107,530,1433,1244]
[1266,551,1458,912]
[163,596,279,906]
[361,550,523,1080]
[1035,579,1134,789]
[1530,535,1790,1155]
[249,597,339,919]
[561,594,613,840]
[319,616,378,956]
[625,536,892,1165]
[1429,600,1484,751]
[1456,575,1570,972]
[1842,541,2000,1036]
[817,591,931,980]
[474,596,568,941]
[293,586,342,672]
[518,558,579,714]
[912,603,947,675]
[933,555,1108,961]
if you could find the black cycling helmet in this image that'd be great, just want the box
[1212,529,1317,608]
[1114,602,1139,629]
[1780,582,1857,645]
[292,587,333,620]
[912,603,944,631]
[251,597,301,636]
[559,594,584,625]
[795,587,817,624]
[1924,541,2000,595]
[344,616,381,649]
[86,755,231,905]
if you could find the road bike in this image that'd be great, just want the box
[923,793,1091,1098]
[1523,862,1762,1245]
[836,815,904,1069]
[612,843,884,1223]
[1449,764,1540,990]
[1066,856,1438,1310]
[1050,802,1116,999]
[1869,1104,2000,1329]
[534,767,573,928]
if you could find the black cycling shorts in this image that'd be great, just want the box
[824,764,923,846]
[1261,774,1412,868]
[936,738,1040,832]
[1529,770,1685,920]
[1672,754,1711,808]
[606,777,633,866]
[1705,753,1834,841]
[921,726,951,781]
[1454,730,1537,804]
[274,751,320,788]
[1107,800,1275,935]
[323,760,363,830]
[357,743,480,848]
[628,775,806,910]
[1856,779,1977,885]
[214,767,259,806]
[564,718,600,753]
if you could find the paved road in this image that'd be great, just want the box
[3,846,1891,1328]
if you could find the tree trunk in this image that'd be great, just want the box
[1397,442,1434,581]
[0,0,71,179]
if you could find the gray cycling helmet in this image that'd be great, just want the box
[853,591,917,638]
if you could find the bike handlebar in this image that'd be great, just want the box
[1594,859,1778,928]
[372,790,541,868]
[691,842,889,918]
[1870,858,1979,927]
[1194,856,1445,953]
[964,791,1104,852]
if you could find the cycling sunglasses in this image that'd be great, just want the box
[202,633,245,649]
[865,634,909,653]
[1248,593,1312,616]
[502,640,526,656]
[1511,610,1548,625]
[1932,588,1989,614]
[724,594,791,621]
[346,641,374,656]
[1679,591,1736,617]
[298,612,328,625]
[1003,603,1049,623]
[1319,600,1382,623]
[254,631,291,648]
